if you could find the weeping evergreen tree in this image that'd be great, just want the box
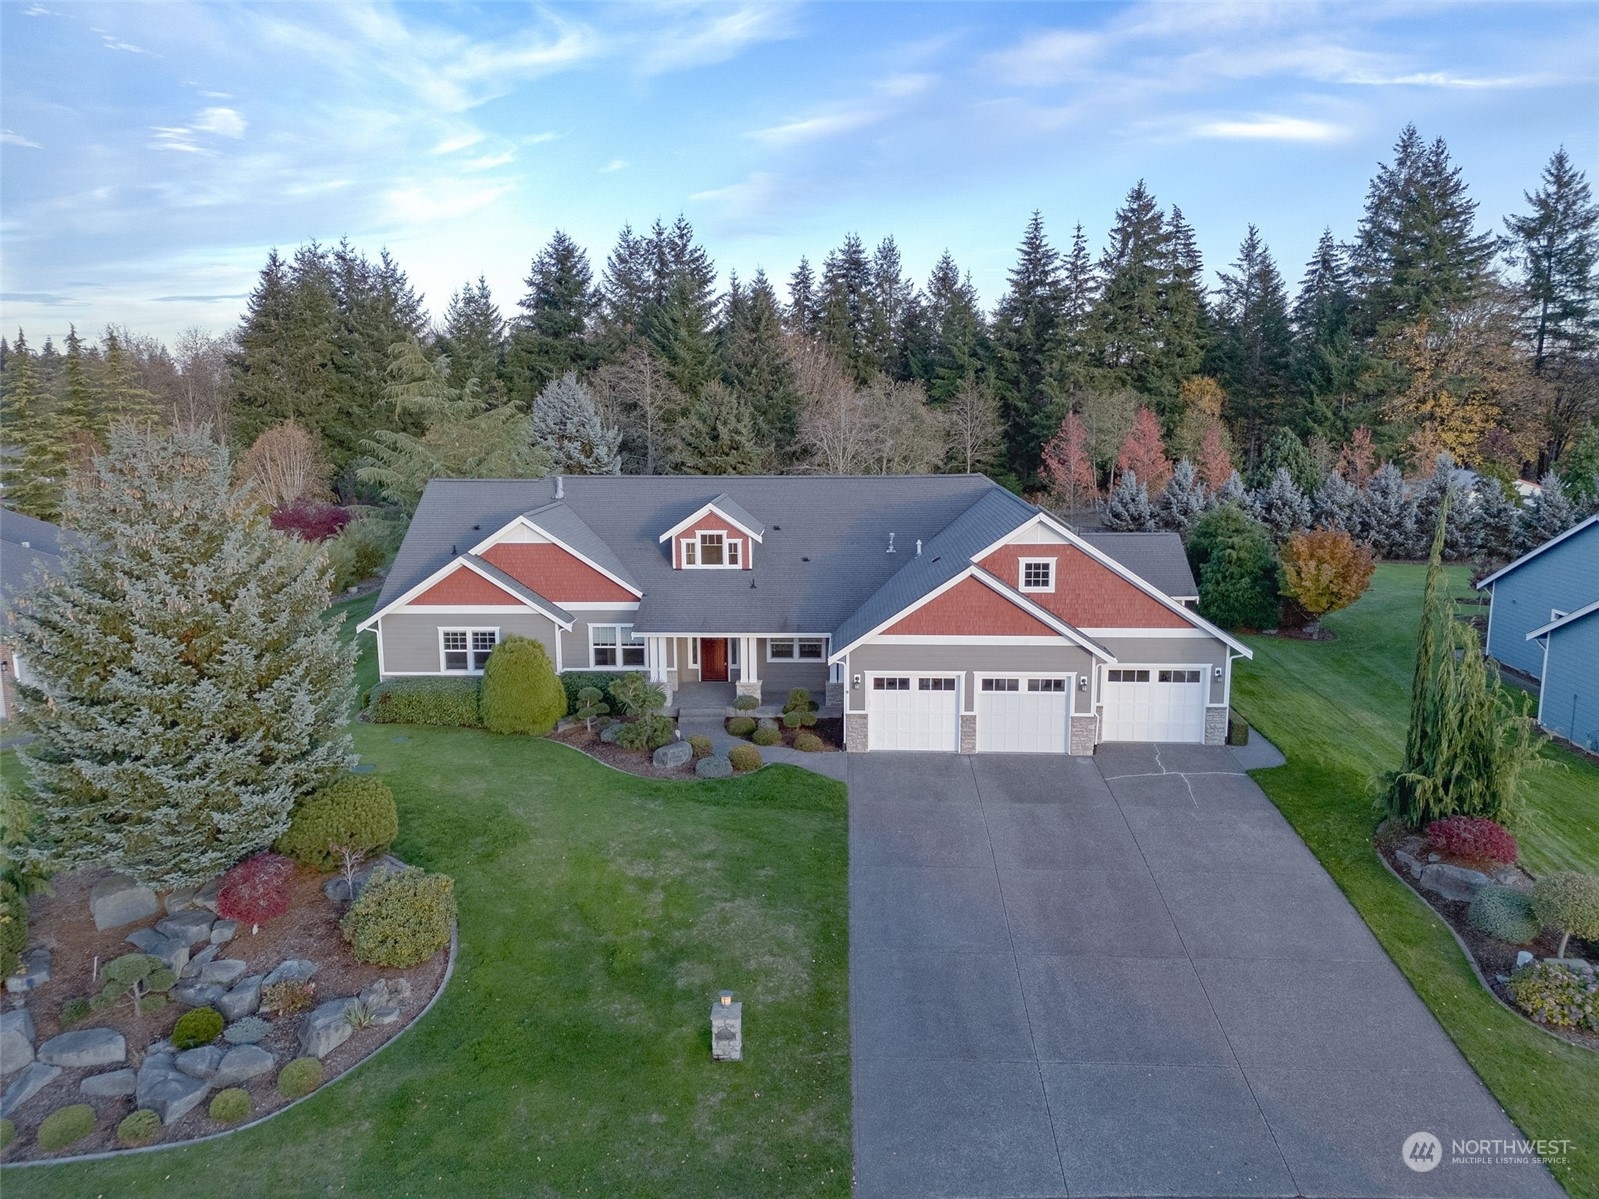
[11,426,356,889]
[1379,494,1545,827]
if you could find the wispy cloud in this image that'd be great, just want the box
[1341,70,1542,89]
[152,292,247,303]
[983,30,1104,87]
[1,129,42,148]
[751,109,881,146]
[636,3,799,75]
[1191,114,1349,142]
[599,158,627,173]
[431,130,485,155]
[384,179,513,224]
[464,151,515,171]
[193,107,246,138]
[147,106,246,153]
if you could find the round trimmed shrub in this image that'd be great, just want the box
[481,635,566,735]
[784,688,813,712]
[732,694,759,711]
[1532,871,1599,958]
[171,1006,224,1050]
[341,868,456,967]
[728,744,762,773]
[275,775,399,871]
[781,709,817,729]
[36,1104,95,1152]
[277,1056,324,1099]
[1468,886,1540,945]
[793,731,825,753]
[726,716,757,738]
[0,1118,15,1150]
[209,1088,252,1124]
[117,1108,162,1147]
[751,724,780,747]
[695,755,733,779]
[687,734,713,759]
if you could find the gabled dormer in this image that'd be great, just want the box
[658,493,764,571]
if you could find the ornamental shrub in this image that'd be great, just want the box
[614,714,675,752]
[1508,962,1599,1031]
[0,880,26,980]
[261,979,316,1017]
[782,709,817,729]
[559,671,631,714]
[275,776,398,871]
[209,1088,252,1124]
[573,686,610,730]
[341,868,456,968]
[793,732,825,752]
[58,997,93,1029]
[324,516,399,590]
[224,1015,271,1044]
[609,673,667,717]
[171,1006,224,1050]
[784,689,814,713]
[368,678,481,727]
[727,716,757,738]
[1425,816,1519,868]
[1188,505,1281,631]
[732,694,759,712]
[1532,871,1599,958]
[687,734,713,759]
[36,1104,95,1151]
[728,745,762,773]
[269,498,351,542]
[277,1056,324,1099]
[751,724,780,747]
[1280,528,1376,626]
[216,852,294,929]
[117,1108,162,1147]
[97,953,176,1016]
[0,1118,14,1150]
[1468,886,1540,945]
[481,636,565,736]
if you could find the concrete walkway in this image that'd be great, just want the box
[848,746,1564,1199]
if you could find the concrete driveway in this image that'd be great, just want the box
[847,745,1565,1199]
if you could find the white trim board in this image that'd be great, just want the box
[658,501,765,544]
[357,556,575,632]
[467,511,643,597]
[1477,514,1598,589]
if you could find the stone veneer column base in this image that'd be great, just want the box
[825,681,845,709]
[1204,707,1228,746]
[845,713,868,750]
[734,679,762,701]
[1069,715,1098,756]
[959,714,977,754]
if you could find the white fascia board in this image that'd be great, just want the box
[357,556,573,632]
[1477,514,1598,589]
[1080,627,1216,638]
[1525,597,1599,640]
[470,514,642,598]
[970,510,1252,658]
[656,502,764,544]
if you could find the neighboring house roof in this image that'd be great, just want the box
[1078,531,1198,599]
[1476,514,1599,589]
[1,507,70,618]
[1525,598,1599,640]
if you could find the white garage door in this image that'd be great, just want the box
[868,675,960,751]
[976,676,1071,753]
[1101,667,1207,742]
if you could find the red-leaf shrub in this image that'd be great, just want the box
[270,499,351,542]
[216,852,295,927]
[1424,816,1519,868]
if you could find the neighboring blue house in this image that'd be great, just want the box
[1526,600,1599,748]
[1475,515,1599,681]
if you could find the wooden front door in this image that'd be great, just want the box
[700,638,729,682]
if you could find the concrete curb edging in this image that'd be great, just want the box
[1,923,460,1169]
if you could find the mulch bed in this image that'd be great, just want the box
[1375,835,1599,1052]
[723,716,843,752]
[548,724,696,779]
[3,864,449,1162]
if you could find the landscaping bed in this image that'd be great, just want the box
[549,721,696,779]
[2,863,449,1163]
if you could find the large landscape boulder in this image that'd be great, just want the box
[298,999,354,1059]
[91,875,160,931]
[38,1027,126,1069]
[181,943,220,978]
[199,959,248,988]
[136,1061,211,1124]
[263,959,319,988]
[212,1044,274,1086]
[217,974,265,1021]
[1419,862,1492,903]
[157,909,216,946]
[4,947,51,994]
[0,1007,34,1077]
[210,919,240,945]
[125,927,168,953]
[653,739,694,769]
[80,1067,138,1097]
[171,981,226,1008]
[0,1061,60,1118]
[175,1045,224,1080]
[149,935,191,976]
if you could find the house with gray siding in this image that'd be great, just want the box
[1,506,69,722]
[1476,515,1598,681]
[359,475,1250,755]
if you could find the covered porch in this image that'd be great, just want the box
[646,633,841,714]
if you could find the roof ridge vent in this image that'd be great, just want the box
[887,533,896,554]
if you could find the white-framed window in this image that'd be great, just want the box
[1107,668,1151,683]
[918,677,957,691]
[1157,669,1202,684]
[873,677,910,691]
[1019,558,1056,592]
[981,677,1019,692]
[689,638,700,667]
[680,530,742,569]
[440,627,498,674]
[1028,678,1067,692]
[591,624,646,668]
[767,637,827,661]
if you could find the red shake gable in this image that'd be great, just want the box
[411,566,522,606]
[978,544,1189,628]
[885,576,1058,636]
[480,543,635,602]
[673,518,751,569]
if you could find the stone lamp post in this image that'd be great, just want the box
[711,990,742,1061]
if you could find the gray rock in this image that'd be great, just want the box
[653,739,694,769]
[1427,852,1441,863]
[217,975,264,1021]
[4,947,50,993]
[1418,862,1492,902]
[91,874,161,931]
[193,877,221,913]
[263,958,319,988]
[164,886,197,914]
[38,1027,126,1068]
[599,721,623,744]
[298,999,355,1058]
[1546,957,1594,975]
[125,927,168,953]
[150,935,191,976]
[171,981,226,1007]
[0,1007,34,1077]
[210,919,239,945]
[136,1065,210,1124]
[199,958,248,988]
[175,1045,223,1080]
[695,755,733,779]
[181,942,221,978]
[0,1061,61,1118]
[80,1067,138,1097]
[1515,950,1536,968]
[143,1050,175,1073]
[1393,849,1424,879]
[358,978,412,1009]
[157,909,216,946]
[212,1044,273,1087]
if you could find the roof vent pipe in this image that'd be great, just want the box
[887,533,896,554]
[555,475,564,500]
[915,539,922,556]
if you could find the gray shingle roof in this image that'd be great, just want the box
[1079,531,1198,599]
[1,507,70,616]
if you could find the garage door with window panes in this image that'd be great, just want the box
[976,676,1071,753]
[867,675,959,751]
[1100,666,1207,742]
[442,629,498,673]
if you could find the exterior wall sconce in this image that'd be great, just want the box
[1077,675,1087,691]
[852,674,861,689]
[712,990,742,1061]
[1213,666,1223,680]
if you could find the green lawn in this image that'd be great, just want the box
[6,596,851,1197]
[1233,563,1599,1199]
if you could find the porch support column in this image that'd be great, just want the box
[735,636,761,701]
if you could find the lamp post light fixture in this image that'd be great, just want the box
[711,990,743,1061]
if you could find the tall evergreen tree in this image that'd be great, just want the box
[1516,472,1577,550]
[329,241,427,449]
[438,276,505,398]
[921,252,988,403]
[230,245,340,459]
[0,331,70,521]
[1213,225,1294,465]
[641,215,720,397]
[1161,206,1211,393]
[866,236,920,380]
[1090,182,1169,396]
[675,382,763,475]
[1054,223,1098,386]
[506,231,597,399]
[817,233,875,381]
[1102,471,1155,531]
[990,211,1064,482]
[99,328,162,429]
[786,257,820,337]
[721,270,799,460]
[597,223,654,353]
[60,325,100,442]
[532,373,620,475]
[1291,229,1361,437]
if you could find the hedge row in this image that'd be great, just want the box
[367,678,482,727]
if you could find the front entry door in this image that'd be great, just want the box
[701,638,729,682]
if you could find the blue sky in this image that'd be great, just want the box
[2,1,1596,347]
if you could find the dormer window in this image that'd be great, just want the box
[681,530,741,569]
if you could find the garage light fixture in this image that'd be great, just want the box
[1078,676,1087,691]
[1214,666,1223,680]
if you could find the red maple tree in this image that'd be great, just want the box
[1042,412,1099,513]
[1338,426,1376,486]
[1196,421,1234,490]
[1115,407,1172,493]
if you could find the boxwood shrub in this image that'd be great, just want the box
[751,724,780,747]
[728,744,762,773]
[275,775,398,870]
[172,1006,224,1049]
[209,1088,252,1124]
[36,1104,95,1151]
[687,734,713,759]
[732,693,759,711]
[368,677,481,728]
[0,1118,15,1150]
[481,635,566,735]
[727,716,757,738]
[341,868,456,968]
[793,731,825,752]
[117,1109,162,1147]
[277,1056,324,1099]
